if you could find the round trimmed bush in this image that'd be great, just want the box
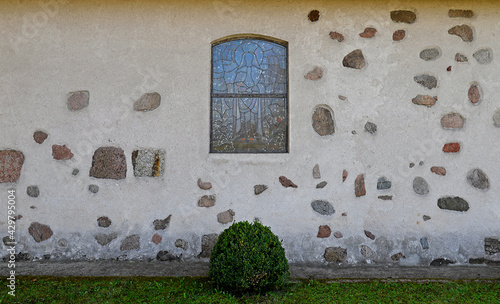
[209,221,289,294]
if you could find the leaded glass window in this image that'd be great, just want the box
[211,35,288,153]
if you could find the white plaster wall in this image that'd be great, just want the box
[0,0,499,264]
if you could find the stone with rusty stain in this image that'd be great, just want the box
[217,209,235,224]
[329,31,344,42]
[95,233,117,246]
[438,196,469,212]
[441,113,465,129]
[313,164,321,179]
[420,48,440,61]
[279,176,298,188]
[152,234,162,245]
[197,178,212,190]
[449,9,474,18]
[455,53,468,62]
[198,195,216,207]
[198,234,218,258]
[153,215,172,230]
[342,170,348,182]
[254,184,268,195]
[52,145,73,160]
[359,27,377,38]
[431,166,447,176]
[364,230,375,240]
[414,74,437,89]
[343,49,365,69]
[131,149,165,177]
[67,90,89,111]
[90,147,127,180]
[324,247,347,263]
[97,216,112,228]
[304,66,323,80]
[412,95,437,107]
[134,92,161,112]
[308,10,320,22]
[393,30,406,41]
[355,174,366,197]
[0,150,25,183]
[467,168,489,190]
[317,225,331,238]
[473,48,492,64]
[28,222,53,242]
[443,143,460,153]
[390,10,416,24]
[468,84,481,104]
[312,107,334,136]
[120,234,140,251]
[33,131,48,144]
[448,25,473,42]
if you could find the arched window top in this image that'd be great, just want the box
[210,34,288,153]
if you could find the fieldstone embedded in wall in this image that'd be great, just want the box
[152,234,162,245]
[423,215,431,221]
[359,27,377,38]
[443,142,460,153]
[28,222,53,242]
[312,106,334,136]
[316,181,327,189]
[198,233,218,258]
[131,149,165,177]
[430,258,455,266]
[334,231,343,238]
[468,83,481,104]
[97,216,112,228]
[52,145,73,160]
[390,10,416,24]
[412,95,437,107]
[324,247,347,263]
[485,238,500,255]
[317,225,331,238]
[27,185,39,197]
[67,90,89,111]
[157,251,180,261]
[493,110,500,127]
[420,48,440,61]
[175,239,189,250]
[378,195,393,200]
[0,150,25,183]
[217,209,235,224]
[364,230,375,240]
[120,234,140,251]
[279,176,298,188]
[88,184,99,194]
[448,9,474,18]
[198,195,216,207]
[95,233,117,246]
[355,174,366,197]
[466,169,489,190]
[455,53,468,62]
[414,74,437,89]
[153,215,172,230]
[308,10,320,22]
[72,169,79,176]
[377,177,391,190]
[420,237,429,249]
[393,30,405,41]
[329,31,344,42]
[33,131,48,144]
[437,196,469,212]
[342,170,348,182]
[473,48,492,64]
[198,178,212,190]
[448,25,473,42]
[364,122,377,134]
[304,66,323,80]
[343,49,365,69]
[391,252,405,261]
[441,113,464,129]
[89,147,127,180]
[133,92,161,112]
[431,166,447,176]
[413,177,429,195]
[361,245,376,259]
[254,184,268,195]
[311,200,335,216]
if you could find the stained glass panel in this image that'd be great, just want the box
[211,37,288,153]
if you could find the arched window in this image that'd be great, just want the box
[210,34,288,153]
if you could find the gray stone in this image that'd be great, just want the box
[390,10,416,24]
[58,238,68,247]
[95,233,118,246]
[311,200,335,216]
[473,48,492,64]
[467,169,489,190]
[360,245,376,259]
[455,53,468,62]
[4,252,33,262]
[120,234,140,251]
[420,48,440,61]
[364,122,377,134]
[131,149,165,177]
[153,214,172,230]
[198,195,216,207]
[156,250,180,261]
[391,252,406,261]
[437,196,470,212]
[97,216,112,228]
[67,91,89,111]
[493,110,500,127]
[27,185,39,197]
[88,184,99,194]
[3,236,15,246]
[414,74,437,89]
[217,209,235,224]
[198,233,218,258]
[378,195,393,200]
[343,49,365,69]
[89,147,127,180]
[420,237,429,249]
[197,178,212,190]
[377,177,391,190]
[0,150,25,183]
[412,95,437,107]
[448,25,473,42]
[441,113,465,129]
[304,66,323,80]
[72,169,79,176]
[324,247,347,263]
[430,258,455,266]
[254,184,268,195]
[333,231,343,238]
[448,9,474,18]
[423,215,431,221]
[485,238,500,255]
[175,239,188,250]
[313,164,321,179]
[316,181,327,189]
[28,222,53,242]
[413,177,429,195]
[133,92,161,112]
[312,107,335,136]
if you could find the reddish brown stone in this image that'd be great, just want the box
[359,27,377,38]
[152,233,162,245]
[342,170,348,182]
[197,178,212,190]
[312,107,335,136]
[412,95,437,107]
[441,113,465,129]
[390,10,416,24]
[355,174,366,197]
[448,25,473,42]
[198,195,216,207]
[308,10,320,22]
[447,66,452,72]
[393,30,406,41]
[317,225,331,238]
[89,147,127,180]
[448,9,474,18]
[33,131,48,144]
[28,222,53,242]
[469,84,481,104]
[304,66,323,80]
[343,49,365,69]
[0,150,25,183]
[67,91,89,111]
[329,31,344,42]
[431,166,447,176]
[443,143,461,153]
[97,216,112,228]
[364,230,375,240]
[52,145,73,160]
[279,176,298,188]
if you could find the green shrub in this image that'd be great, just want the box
[209,221,289,294]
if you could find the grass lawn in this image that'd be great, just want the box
[1,276,499,303]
